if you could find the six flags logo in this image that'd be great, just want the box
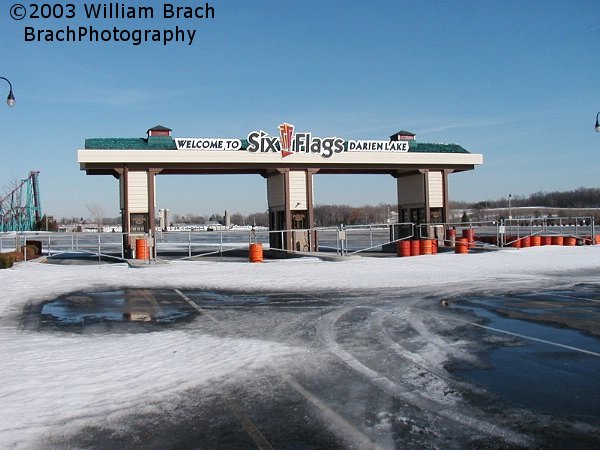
[278,123,295,158]
[175,122,410,158]
[247,123,346,159]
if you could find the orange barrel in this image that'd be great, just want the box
[510,237,521,248]
[530,235,541,247]
[462,228,475,242]
[520,236,531,248]
[432,239,438,255]
[397,240,411,257]
[249,243,263,262]
[410,239,421,256]
[445,228,456,246]
[563,236,576,246]
[541,236,552,246]
[135,238,149,259]
[551,236,564,246]
[455,238,469,254]
[595,235,600,245]
[420,239,433,255]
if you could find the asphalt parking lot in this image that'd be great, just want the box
[24,284,600,449]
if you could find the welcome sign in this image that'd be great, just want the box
[175,122,410,158]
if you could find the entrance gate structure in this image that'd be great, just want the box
[78,125,483,256]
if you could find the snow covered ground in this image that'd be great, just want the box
[1,246,600,448]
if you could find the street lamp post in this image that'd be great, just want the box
[595,111,600,133]
[0,77,15,107]
[508,193,512,220]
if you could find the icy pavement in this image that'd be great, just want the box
[1,246,600,448]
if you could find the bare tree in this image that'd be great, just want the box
[86,203,105,232]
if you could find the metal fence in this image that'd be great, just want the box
[420,217,597,248]
[1,217,596,260]
[0,223,414,260]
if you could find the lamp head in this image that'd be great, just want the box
[596,112,600,133]
[6,90,15,107]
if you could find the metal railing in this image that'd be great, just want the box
[417,217,597,248]
[1,217,596,262]
[1,223,415,260]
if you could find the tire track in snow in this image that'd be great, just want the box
[370,310,487,396]
[317,306,531,447]
[174,289,381,449]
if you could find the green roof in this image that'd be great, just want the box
[85,138,177,150]
[85,137,469,154]
[408,142,469,153]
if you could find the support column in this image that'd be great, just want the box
[442,169,453,223]
[116,168,162,258]
[420,169,431,224]
[265,169,316,252]
[115,167,130,256]
[147,169,163,258]
[306,169,318,252]
[284,170,293,250]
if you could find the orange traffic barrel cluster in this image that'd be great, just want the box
[395,230,600,257]
[397,239,438,257]
[508,234,600,248]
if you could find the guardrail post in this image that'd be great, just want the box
[188,231,192,258]
[220,231,223,258]
[529,218,533,237]
[121,233,125,259]
[48,234,51,256]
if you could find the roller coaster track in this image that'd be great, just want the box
[0,171,42,232]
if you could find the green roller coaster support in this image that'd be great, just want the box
[0,171,42,232]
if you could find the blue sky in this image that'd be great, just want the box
[1,0,599,219]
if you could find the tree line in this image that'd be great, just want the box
[49,187,600,229]
[451,187,600,210]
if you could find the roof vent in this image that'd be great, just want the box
[390,130,415,141]
[147,125,172,138]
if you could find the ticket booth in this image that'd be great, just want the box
[396,169,449,240]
